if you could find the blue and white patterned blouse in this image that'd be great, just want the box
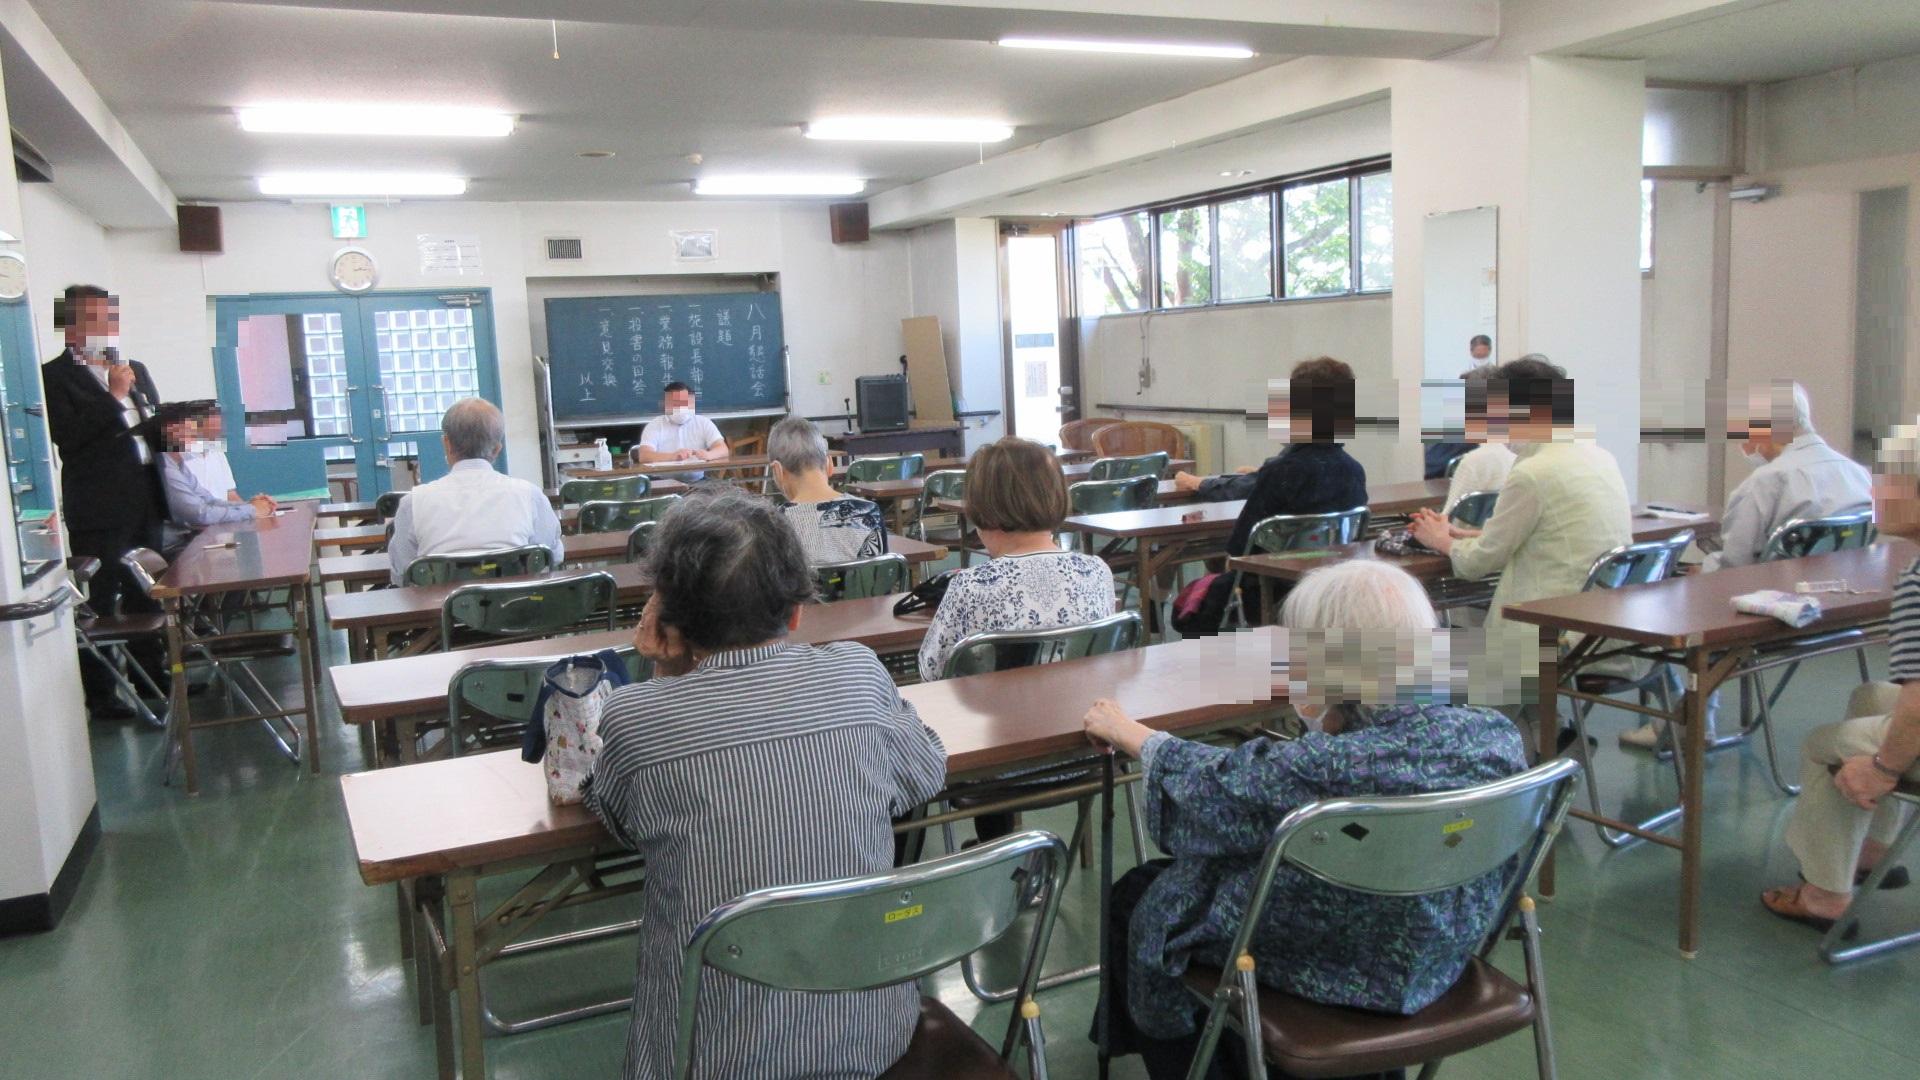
[1128,703,1528,1037]
[780,496,887,565]
[916,550,1115,681]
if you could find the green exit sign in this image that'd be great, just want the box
[330,204,367,239]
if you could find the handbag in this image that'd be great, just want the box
[893,567,960,615]
[521,649,631,805]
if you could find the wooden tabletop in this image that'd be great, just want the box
[1229,511,1721,586]
[340,628,1281,884]
[565,455,970,481]
[154,503,318,599]
[1504,539,1917,651]
[324,563,651,633]
[330,593,937,726]
[1064,498,1244,539]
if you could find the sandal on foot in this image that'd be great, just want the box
[1761,886,1839,933]
[1855,865,1911,890]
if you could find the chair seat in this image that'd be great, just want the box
[880,997,1017,1080]
[1573,673,1646,695]
[1180,956,1534,1078]
[78,612,170,637]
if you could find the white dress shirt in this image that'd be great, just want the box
[1704,433,1873,572]
[637,413,724,481]
[1442,443,1517,512]
[387,458,566,585]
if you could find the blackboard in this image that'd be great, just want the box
[544,291,787,421]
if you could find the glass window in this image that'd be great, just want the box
[1216,194,1274,301]
[1075,212,1151,315]
[1358,172,1394,292]
[1157,206,1213,308]
[1640,178,1655,273]
[1282,177,1352,297]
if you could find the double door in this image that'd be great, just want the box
[212,290,502,500]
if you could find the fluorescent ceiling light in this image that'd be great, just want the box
[997,37,1254,59]
[256,172,467,197]
[238,105,514,138]
[694,175,866,196]
[804,118,1014,143]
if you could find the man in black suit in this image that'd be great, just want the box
[43,284,167,718]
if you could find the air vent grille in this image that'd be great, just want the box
[546,236,583,260]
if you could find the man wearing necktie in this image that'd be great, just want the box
[42,284,167,720]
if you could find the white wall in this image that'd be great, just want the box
[1762,52,1920,172]
[1638,180,1719,508]
[104,200,918,480]
[905,218,1006,453]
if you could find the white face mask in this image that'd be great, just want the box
[668,405,694,426]
[1296,703,1329,734]
[185,438,221,454]
[1742,448,1769,468]
[79,334,121,363]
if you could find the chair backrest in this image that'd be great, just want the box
[446,647,652,754]
[1443,451,1470,479]
[844,453,925,483]
[438,571,617,648]
[1091,420,1186,459]
[1581,530,1693,592]
[1761,507,1877,561]
[578,494,682,534]
[1447,490,1499,528]
[1058,418,1119,452]
[1245,506,1370,555]
[404,545,554,587]
[375,490,407,521]
[1068,474,1158,516]
[941,610,1144,678]
[913,468,967,519]
[673,830,1069,1080]
[559,474,652,504]
[625,520,661,562]
[813,554,910,602]
[1088,452,1171,482]
[120,547,169,598]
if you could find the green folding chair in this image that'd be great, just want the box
[1087,452,1170,481]
[446,647,653,755]
[374,490,408,521]
[625,520,661,562]
[1448,490,1499,528]
[438,571,618,649]
[578,494,683,534]
[403,545,555,586]
[845,453,925,483]
[559,474,652,504]
[909,469,979,566]
[1223,506,1370,628]
[813,554,910,602]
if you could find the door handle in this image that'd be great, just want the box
[348,436,365,444]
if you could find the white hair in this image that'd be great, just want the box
[1281,559,1444,707]
[767,416,829,475]
[441,397,504,462]
[1752,380,1814,439]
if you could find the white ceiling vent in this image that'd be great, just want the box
[546,236,583,260]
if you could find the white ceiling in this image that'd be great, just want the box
[1568,0,1920,84]
[20,0,1489,205]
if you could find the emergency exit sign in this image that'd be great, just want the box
[330,204,367,239]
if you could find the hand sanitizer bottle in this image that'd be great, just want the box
[593,438,613,471]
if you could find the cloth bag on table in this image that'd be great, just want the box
[520,649,631,805]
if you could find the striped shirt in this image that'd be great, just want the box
[1892,558,1920,684]
[584,641,948,1079]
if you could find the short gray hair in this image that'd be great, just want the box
[441,397,504,462]
[644,486,816,651]
[1282,559,1443,707]
[1749,380,1814,439]
[767,416,829,475]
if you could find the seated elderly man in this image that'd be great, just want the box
[1761,420,1920,931]
[766,415,887,564]
[1083,559,1527,1080]
[387,398,564,585]
[1623,380,1873,749]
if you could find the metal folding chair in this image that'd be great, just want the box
[1448,490,1499,528]
[1444,451,1470,478]
[403,545,554,586]
[1561,531,1694,847]
[559,474,652,504]
[446,647,653,756]
[1087,452,1170,481]
[813,554,911,602]
[909,469,978,565]
[374,490,407,520]
[68,557,167,729]
[939,612,1146,1003]
[845,453,925,483]
[1822,777,1920,964]
[625,520,661,562]
[673,830,1069,1080]
[1180,758,1581,1080]
[1223,506,1370,629]
[438,571,618,649]
[1735,508,1880,794]
[577,493,682,534]
[1068,475,1159,606]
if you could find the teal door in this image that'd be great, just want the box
[0,295,54,514]
[213,290,501,500]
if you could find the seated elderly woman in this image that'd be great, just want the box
[1083,559,1528,1080]
[585,487,947,1079]
[766,415,888,564]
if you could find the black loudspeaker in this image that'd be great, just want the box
[178,205,222,253]
[830,202,869,244]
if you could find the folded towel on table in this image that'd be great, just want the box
[1732,589,1822,628]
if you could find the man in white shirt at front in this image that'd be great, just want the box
[387,398,564,585]
[1622,380,1874,749]
[634,381,728,482]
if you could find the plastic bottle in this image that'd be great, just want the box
[593,438,613,471]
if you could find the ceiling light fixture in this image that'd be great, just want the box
[803,118,1014,143]
[694,175,866,197]
[256,172,467,197]
[238,105,514,138]
[997,37,1254,59]
[578,149,617,159]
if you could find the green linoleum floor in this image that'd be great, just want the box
[4,608,1919,1080]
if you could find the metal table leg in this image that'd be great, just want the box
[1678,646,1708,958]
[1534,625,1559,899]
[1097,750,1115,1079]
[164,597,200,795]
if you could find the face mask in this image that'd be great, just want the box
[1296,703,1328,734]
[186,438,221,454]
[1742,448,1768,468]
[668,406,693,426]
[81,335,121,363]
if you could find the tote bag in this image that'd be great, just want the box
[521,649,631,806]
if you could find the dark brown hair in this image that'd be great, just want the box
[963,437,1068,533]
[1494,355,1573,426]
[1290,356,1356,442]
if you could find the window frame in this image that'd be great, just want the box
[1070,155,1390,318]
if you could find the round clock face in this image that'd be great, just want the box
[331,247,378,294]
[0,252,27,301]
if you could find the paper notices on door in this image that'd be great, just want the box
[417,234,483,276]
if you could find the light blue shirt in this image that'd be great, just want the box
[1706,433,1873,571]
[161,451,253,526]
